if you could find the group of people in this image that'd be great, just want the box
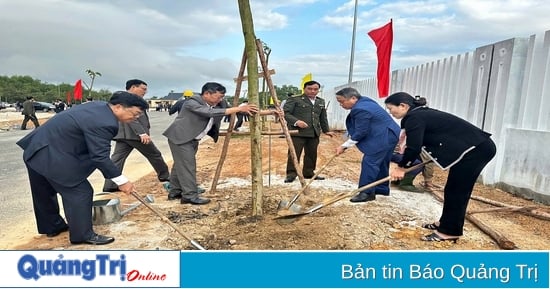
[332,88,495,243]
[17,77,495,246]
[282,81,495,243]
[53,99,66,113]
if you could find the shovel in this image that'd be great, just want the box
[120,194,155,215]
[130,191,206,250]
[274,160,431,224]
[277,153,339,215]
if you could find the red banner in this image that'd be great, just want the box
[73,79,83,101]
[66,90,71,104]
[368,19,393,98]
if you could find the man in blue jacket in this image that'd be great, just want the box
[334,87,400,202]
[17,91,148,245]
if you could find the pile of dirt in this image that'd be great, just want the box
[7,123,550,250]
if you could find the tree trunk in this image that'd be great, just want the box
[238,0,263,216]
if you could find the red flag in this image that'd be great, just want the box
[73,79,83,101]
[66,91,71,104]
[368,19,393,98]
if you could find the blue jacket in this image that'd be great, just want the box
[16,102,121,187]
[346,96,400,155]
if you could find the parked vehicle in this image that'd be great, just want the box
[0,102,7,110]
[33,101,56,112]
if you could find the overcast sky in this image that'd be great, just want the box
[1,0,549,98]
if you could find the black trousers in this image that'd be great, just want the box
[21,114,40,129]
[103,139,169,191]
[234,113,245,130]
[438,138,497,236]
[286,136,320,178]
[25,165,95,243]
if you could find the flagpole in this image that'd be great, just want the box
[348,0,358,84]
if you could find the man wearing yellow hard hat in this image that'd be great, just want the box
[169,90,194,115]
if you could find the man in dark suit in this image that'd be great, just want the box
[163,82,259,205]
[17,91,148,245]
[283,80,335,183]
[20,96,40,130]
[103,79,170,192]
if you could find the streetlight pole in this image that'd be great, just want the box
[348,0,359,84]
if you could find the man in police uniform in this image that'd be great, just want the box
[283,80,335,183]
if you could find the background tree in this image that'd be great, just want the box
[275,84,301,101]
[84,69,102,98]
[0,75,112,104]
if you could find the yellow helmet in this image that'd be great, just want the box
[183,90,193,97]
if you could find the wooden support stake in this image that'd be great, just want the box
[210,39,306,192]
[255,38,306,188]
[471,195,550,221]
[210,50,247,193]
[467,205,538,215]
[219,130,298,136]
[429,190,517,250]
[234,69,275,82]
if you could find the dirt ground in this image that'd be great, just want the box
[4,120,550,251]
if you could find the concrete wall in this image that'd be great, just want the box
[326,30,550,203]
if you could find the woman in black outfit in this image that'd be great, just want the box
[385,92,496,242]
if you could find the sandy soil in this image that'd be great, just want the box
[3,120,550,251]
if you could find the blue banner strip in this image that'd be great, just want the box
[180,251,549,288]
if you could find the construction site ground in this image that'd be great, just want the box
[2,115,549,251]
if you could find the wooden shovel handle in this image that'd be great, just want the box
[311,160,432,212]
[130,191,205,250]
[285,153,339,209]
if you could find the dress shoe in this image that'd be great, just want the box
[71,233,115,245]
[167,192,182,200]
[305,176,325,180]
[284,176,296,183]
[46,225,69,237]
[168,187,204,198]
[350,192,376,203]
[158,177,170,182]
[181,197,211,205]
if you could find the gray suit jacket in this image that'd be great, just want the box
[163,96,228,144]
[113,113,150,140]
[16,102,121,187]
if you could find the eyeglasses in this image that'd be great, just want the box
[124,107,144,117]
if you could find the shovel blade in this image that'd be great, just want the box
[275,201,305,224]
[277,200,303,213]
[273,211,309,224]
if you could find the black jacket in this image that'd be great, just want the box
[169,98,186,115]
[399,107,492,170]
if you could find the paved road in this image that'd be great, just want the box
[0,111,175,246]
